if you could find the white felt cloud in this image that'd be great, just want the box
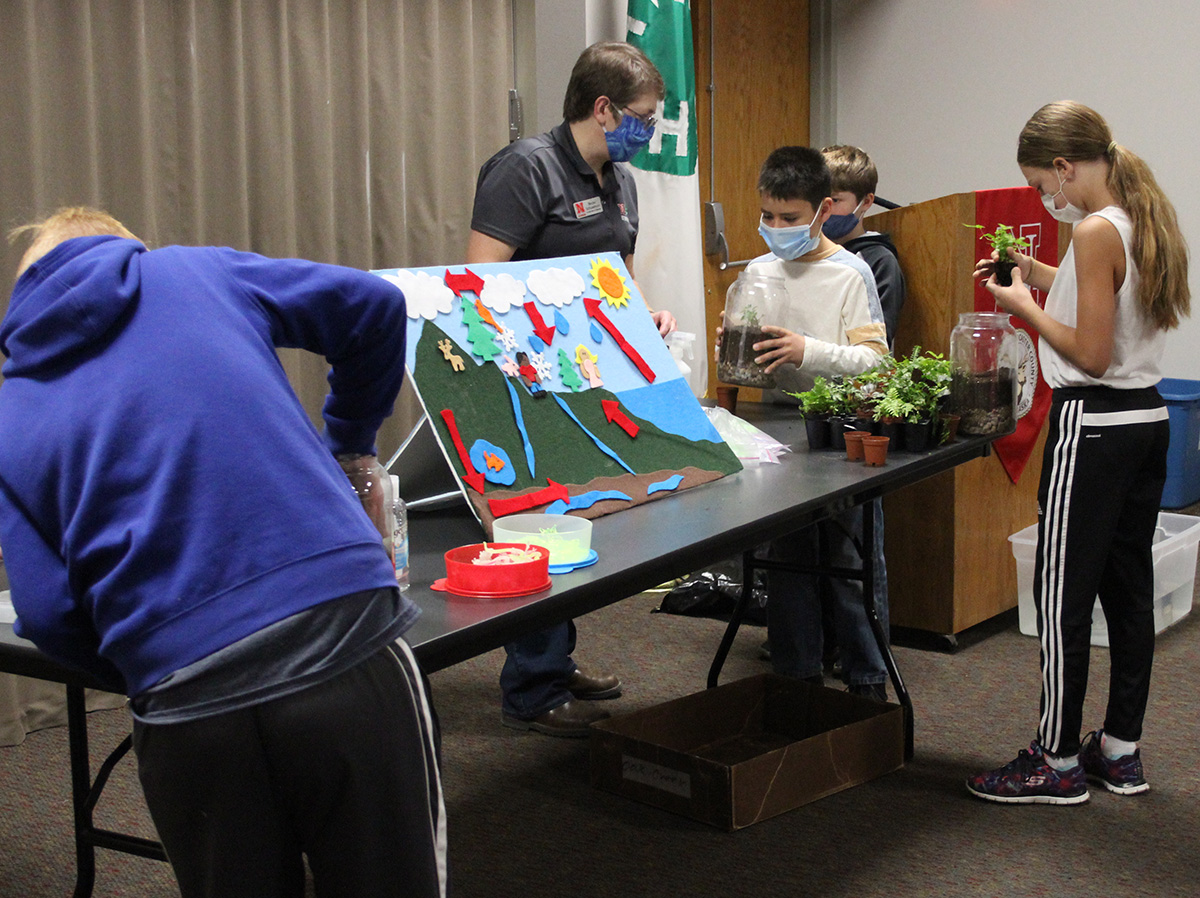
[527,267,585,309]
[379,270,455,320]
[479,273,526,314]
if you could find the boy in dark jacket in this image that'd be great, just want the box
[821,145,907,347]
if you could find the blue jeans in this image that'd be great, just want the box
[765,500,889,687]
[500,620,577,719]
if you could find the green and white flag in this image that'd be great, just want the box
[627,0,707,396]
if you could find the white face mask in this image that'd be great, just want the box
[1042,171,1088,223]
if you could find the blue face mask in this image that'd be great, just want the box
[605,112,654,163]
[758,208,823,260]
[822,198,867,240]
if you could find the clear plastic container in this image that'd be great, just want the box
[342,455,395,565]
[492,513,592,565]
[717,272,790,389]
[1010,512,1200,645]
[390,474,409,590]
[949,312,1019,435]
[666,331,696,379]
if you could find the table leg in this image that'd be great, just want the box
[66,686,96,898]
[707,550,756,688]
[861,501,914,760]
[64,686,169,898]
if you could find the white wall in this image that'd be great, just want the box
[825,0,1200,378]
[512,0,626,138]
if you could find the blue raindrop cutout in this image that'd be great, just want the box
[554,309,570,336]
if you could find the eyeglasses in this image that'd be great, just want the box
[617,105,657,130]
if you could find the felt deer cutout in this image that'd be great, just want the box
[437,339,466,372]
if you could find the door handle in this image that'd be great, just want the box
[703,201,756,270]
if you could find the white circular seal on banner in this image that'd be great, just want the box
[1014,328,1038,420]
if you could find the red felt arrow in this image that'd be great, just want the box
[522,301,556,346]
[487,479,570,518]
[584,297,656,383]
[439,408,486,494]
[444,268,485,297]
[601,399,640,438]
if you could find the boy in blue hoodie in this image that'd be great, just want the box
[0,208,446,898]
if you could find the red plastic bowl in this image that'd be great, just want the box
[430,542,551,598]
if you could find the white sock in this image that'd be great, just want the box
[1046,752,1078,771]
[1102,732,1137,759]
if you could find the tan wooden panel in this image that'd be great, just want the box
[694,0,810,399]
[871,192,977,358]
[873,192,1050,634]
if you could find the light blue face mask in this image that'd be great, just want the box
[758,208,822,260]
[605,112,654,163]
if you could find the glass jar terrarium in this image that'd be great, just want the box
[717,272,789,389]
[949,312,1019,436]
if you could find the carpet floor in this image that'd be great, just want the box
[3,567,1199,896]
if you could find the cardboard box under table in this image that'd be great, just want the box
[590,674,904,831]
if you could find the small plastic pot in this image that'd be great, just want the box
[804,416,832,451]
[862,435,891,466]
[844,430,866,461]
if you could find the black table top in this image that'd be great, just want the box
[0,403,993,689]
[403,403,991,670]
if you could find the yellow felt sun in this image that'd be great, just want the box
[589,258,631,308]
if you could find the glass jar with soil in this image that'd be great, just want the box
[717,272,790,389]
[949,312,1019,436]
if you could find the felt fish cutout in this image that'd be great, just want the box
[469,439,515,486]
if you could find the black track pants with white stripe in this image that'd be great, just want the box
[135,639,448,898]
[1034,385,1168,757]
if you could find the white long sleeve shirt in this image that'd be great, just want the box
[747,248,887,402]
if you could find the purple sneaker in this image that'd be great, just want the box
[966,742,1089,805]
[1080,730,1149,795]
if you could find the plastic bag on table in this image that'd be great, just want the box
[704,406,790,463]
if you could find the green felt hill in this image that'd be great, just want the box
[412,321,741,496]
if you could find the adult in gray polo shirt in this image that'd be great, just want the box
[467,41,675,737]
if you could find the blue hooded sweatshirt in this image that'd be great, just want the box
[0,236,412,696]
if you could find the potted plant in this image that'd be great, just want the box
[850,365,889,432]
[911,350,956,444]
[791,375,838,450]
[827,376,863,449]
[967,223,1031,287]
[872,348,952,451]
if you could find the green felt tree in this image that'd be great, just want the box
[461,301,501,362]
[558,348,584,391]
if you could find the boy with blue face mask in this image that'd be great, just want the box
[735,146,887,403]
[822,145,906,348]
[717,146,892,701]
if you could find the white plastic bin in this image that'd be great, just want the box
[1009,512,1200,647]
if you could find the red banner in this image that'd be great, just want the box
[973,188,1057,483]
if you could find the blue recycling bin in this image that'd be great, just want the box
[1158,378,1200,509]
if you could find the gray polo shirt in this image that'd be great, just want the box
[471,121,639,262]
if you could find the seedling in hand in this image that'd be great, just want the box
[968,223,1031,286]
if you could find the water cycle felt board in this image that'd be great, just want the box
[371,252,742,536]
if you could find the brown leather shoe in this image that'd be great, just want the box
[502,700,611,737]
[566,667,622,700]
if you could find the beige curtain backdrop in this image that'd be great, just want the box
[0,0,512,458]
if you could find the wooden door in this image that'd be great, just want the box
[692,0,811,398]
